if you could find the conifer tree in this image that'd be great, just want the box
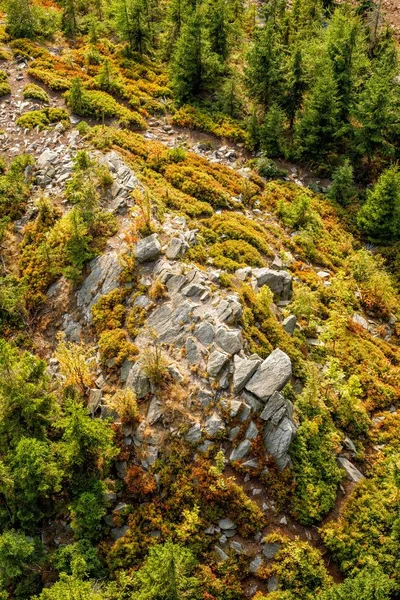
[284,47,306,130]
[328,159,357,205]
[204,0,231,60]
[68,78,86,114]
[6,0,34,38]
[294,63,340,161]
[357,165,400,240]
[326,9,359,120]
[114,0,150,55]
[246,22,285,110]
[170,10,221,104]
[353,70,397,164]
[260,104,287,157]
[62,0,78,39]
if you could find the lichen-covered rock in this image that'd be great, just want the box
[245,349,292,402]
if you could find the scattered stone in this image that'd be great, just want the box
[126,361,150,399]
[264,417,297,469]
[230,541,243,554]
[245,421,259,440]
[337,456,364,482]
[249,555,263,573]
[230,439,251,461]
[253,268,293,301]
[352,313,369,330]
[147,397,163,425]
[87,389,102,416]
[194,321,215,345]
[207,350,230,378]
[262,542,281,559]
[214,546,229,561]
[111,525,129,540]
[260,391,292,424]
[268,576,279,593]
[282,315,297,335]
[204,413,225,437]
[242,458,259,469]
[185,422,202,444]
[166,237,188,260]
[219,518,236,530]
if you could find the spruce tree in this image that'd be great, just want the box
[294,63,340,161]
[204,0,231,60]
[326,8,359,120]
[353,70,396,164]
[328,159,357,205]
[245,22,285,110]
[357,165,400,241]
[170,10,221,104]
[62,0,78,39]
[260,104,286,157]
[284,47,306,130]
[6,0,34,38]
[68,78,86,114]
[114,0,150,55]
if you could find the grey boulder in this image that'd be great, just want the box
[264,417,296,470]
[253,268,292,301]
[215,327,243,355]
[233,355,261,393]
[207,350,230,378]
[245,349,292,402]
[230,439,251,461]
[126,361,150,399]
[337,456,364,482]
[135,234,161,263]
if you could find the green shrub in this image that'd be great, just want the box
[23,83,49,103]
[209,239,264,271]
[357,165,400,241]
[16,108,69,131]
[98,328,138,366]
[0,70,10,96]
[0,154,34,220]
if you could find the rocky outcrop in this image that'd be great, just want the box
[77,251,123,319]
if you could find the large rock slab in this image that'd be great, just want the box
[126,361,150,399]
[245,349,292,402]
[135,234,161,263]
[233,355,261,393]
[264,416,296,469]
[77,252,122,317]
[230,439,251,461]
[253,268,293,301]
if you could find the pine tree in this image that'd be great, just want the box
[245,22,285,110]
[294,63,340,161]
[170,10,222,104]
[353,70,397,164]
[357,165,400,240]
[260,104,286,157]
[114,0,150,55]
[328,159,357,205]
[62,0,78,39]
[204,0,231,60]
[6,0,34,38]
[284,47,306,130]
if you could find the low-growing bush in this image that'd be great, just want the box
[16,107,69,130]
[98,328,138,366]
[0,70,11,96]
[23,83,49,103]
